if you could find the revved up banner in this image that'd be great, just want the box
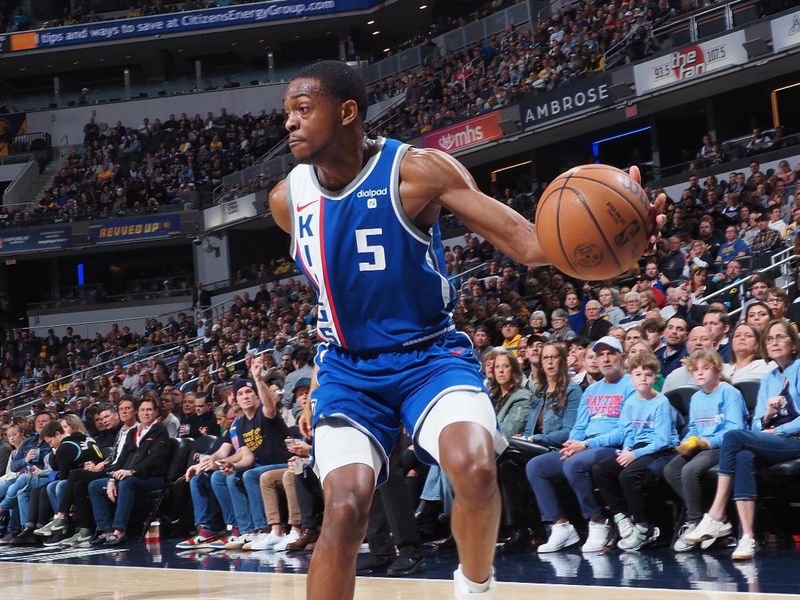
[518,74,613,130]
[89,214,180,244]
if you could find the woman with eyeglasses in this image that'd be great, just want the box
[496,342,581,551]
[550,309,576,341]
[685,319,800,560]
[528,311,551,341]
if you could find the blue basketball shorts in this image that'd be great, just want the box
[311,331,489,481]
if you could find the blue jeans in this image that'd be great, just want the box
[526,446,617,522]
[211,470,248,532]
[718,430,800,500]
[47,480,67,514]
[242,464,286,531]
[0,478,20,533]
[189,471,224,529]
[420,465,454,516]
[16,474,50,527]
[0,474,42,526]
[88,476,166,532]
[211,465,286,533]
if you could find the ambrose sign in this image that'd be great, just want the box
[422,111,503,153]
[518,75,612,130]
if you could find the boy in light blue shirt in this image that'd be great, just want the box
[664,349,747,552]
[592,351,678,551]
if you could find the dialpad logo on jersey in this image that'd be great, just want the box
[671,45,705,80]
[356,188,388,199]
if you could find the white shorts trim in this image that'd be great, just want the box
[415,389,508,464]
[313,421,384,488]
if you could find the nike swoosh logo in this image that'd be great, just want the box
[298,200,319,211]
[450,348,466,355]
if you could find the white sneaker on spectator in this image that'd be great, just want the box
[673,521,698,552]
[617,526,660,551]
[248,530,284,551]
[225,532,255,550]
[614,513,634,540]
[683,514,732,544]
[537,522,580,553]
[453,564,494,599]
[581,520,612,553]
[731,535,757,560]
[274,529,300,552]
[242,532,270,551]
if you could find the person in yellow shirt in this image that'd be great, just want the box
[500,317,522,356]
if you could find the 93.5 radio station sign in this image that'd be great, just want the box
[633,30,748,95]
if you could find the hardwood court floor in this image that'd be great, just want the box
[0,562,795,600]
[0,561,796,600]
[3,539,800,599]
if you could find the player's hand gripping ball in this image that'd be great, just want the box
[535,164,651,280]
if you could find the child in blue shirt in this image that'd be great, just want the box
[591,352,678,551]
[664,349,747,552]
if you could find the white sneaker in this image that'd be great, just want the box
[248,530,285,551]
[226,532,256,550]
[537,522,580,553]
[673,521,698,552]
[617,526,660,551]
[614,513,634,540]
[731,535,756,560]
[242,532,271,551]
[582,520,612,553]
[274,529,300,552]
[683,514,732,544]
[453,565,494,599]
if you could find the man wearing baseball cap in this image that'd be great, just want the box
[526,335,636,554]
[500,317,521,356]
[207,356,292,551]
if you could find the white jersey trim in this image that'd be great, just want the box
[306,137,386,200]
[389,143,432,245]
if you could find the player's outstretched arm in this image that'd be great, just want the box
[401,148,549,267]
[269,179,291,234]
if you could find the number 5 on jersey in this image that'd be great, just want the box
[356,228,386,272]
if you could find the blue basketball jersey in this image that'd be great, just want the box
[286,137,457,354]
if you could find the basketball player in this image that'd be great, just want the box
[269,61,663,600]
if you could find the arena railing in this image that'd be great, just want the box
[649,132,800,185]
[696,251,799,318]
[21,301,196,341]
[604,0,759,71]
[8,334,203,415]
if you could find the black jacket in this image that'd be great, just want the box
[110,423,170,477]
[580,318,611,341]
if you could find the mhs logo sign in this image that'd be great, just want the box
[423,111,503,154]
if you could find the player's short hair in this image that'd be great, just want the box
[294,60,368,122]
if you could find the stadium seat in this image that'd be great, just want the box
[666,387,698,419]
[137,437,192,541]
[187,435,218,468]
[734,380,760,422]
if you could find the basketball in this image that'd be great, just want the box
[535,164,651,280]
